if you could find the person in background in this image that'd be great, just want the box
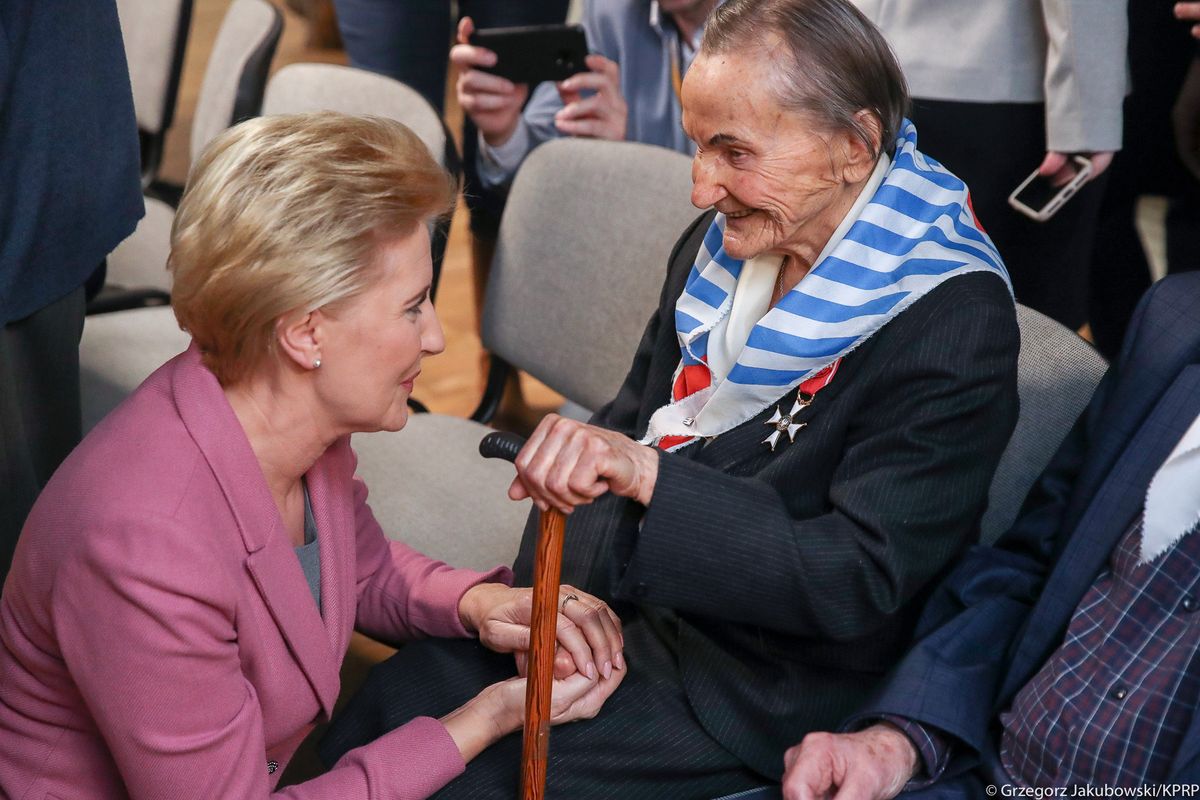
[0,113,624,799]
[0,0,143,582]
[1088,0,1200,359]
[320,1,1019,796]
[782,272,1200,797]
[451,0,720,428]
[452,0,720,190]
[851,0,1126,334]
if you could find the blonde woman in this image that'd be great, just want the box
[0,113,625,799]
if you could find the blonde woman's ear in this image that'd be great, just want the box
[275,310,322,372]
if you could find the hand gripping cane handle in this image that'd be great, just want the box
[479,431,565,800]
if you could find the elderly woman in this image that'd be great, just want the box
[0,113,625,798]
[323,0,1020,795]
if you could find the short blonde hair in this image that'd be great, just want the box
[169,111,456,385]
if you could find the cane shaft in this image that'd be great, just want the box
[519,508,566,800]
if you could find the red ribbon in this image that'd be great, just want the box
[657,358,841,451]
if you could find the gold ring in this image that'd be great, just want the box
[560,593,580,613]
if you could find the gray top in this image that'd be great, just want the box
[295,483,321,614]
[851,0,1126,152]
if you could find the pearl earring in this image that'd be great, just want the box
[312,358,322,369]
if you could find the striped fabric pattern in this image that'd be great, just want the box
[642,120,1010,445]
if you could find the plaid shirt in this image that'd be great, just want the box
[884,517,1200,788]
[999,517,1200,786]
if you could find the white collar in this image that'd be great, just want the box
[1141,410,1200,563]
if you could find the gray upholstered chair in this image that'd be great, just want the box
[98,0,284,313]
[261,62,456,298]
[978,304,1108,544]
[357,138,699,568]
[116,0,192,187]
[261,64,446,160]
[80,306,191,433]
[189,0,284,166]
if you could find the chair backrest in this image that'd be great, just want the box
[261,64,446,164]
[80,307,192,432]
[979,304,1108,544]
[103,196,176,295]
[190,0,284,162]
[482,138,699,412]
[116,0,192,180]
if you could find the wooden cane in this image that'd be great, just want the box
[479,432,565,800]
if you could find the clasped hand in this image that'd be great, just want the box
[458,582,626,730]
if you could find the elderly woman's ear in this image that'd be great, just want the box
[839,109,884,184]
[275,309,324,373]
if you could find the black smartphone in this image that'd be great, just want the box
[469,24,590,84]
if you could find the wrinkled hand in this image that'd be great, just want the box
[1174,57,1200,181]
[1177,2,1200,37]
[508,414,658,514]
[459,582,625,681]
[554,54,628,140]
[1038,151,1114,186]
[781,725,918,800]
[451,17,529,146]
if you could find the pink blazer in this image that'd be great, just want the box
[0,345,511,799]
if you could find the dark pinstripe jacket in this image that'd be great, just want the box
[514,211,1021,779]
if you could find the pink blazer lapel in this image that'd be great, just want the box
[169,345,342,719]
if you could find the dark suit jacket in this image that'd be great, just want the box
[514,211,1020,779]
[851,271,1200,792]
[0,0,143,324]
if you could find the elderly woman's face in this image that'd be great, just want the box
[681,50,862,262]
[314,227,444,434]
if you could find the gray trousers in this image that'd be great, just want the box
[0,286,85,581]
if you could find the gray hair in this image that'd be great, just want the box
[701,0,909,158]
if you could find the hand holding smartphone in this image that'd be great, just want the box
[468,24,590,85]
[1007,155,1093,222]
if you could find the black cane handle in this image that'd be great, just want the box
[478,431,527,464]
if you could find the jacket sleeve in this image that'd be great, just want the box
[52,514,468,800]
[1040,0,1127,152]
[614,275,1021,642]
[350,446,512,644]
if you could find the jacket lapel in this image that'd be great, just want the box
[171,345,341,719]
[1001,366,1200,700]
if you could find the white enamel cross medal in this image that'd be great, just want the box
[762,391,814,452]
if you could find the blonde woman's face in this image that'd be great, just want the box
[315,227,445,434]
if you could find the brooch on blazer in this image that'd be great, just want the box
[763,390,813,452]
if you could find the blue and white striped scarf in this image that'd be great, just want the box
[640,120,1011,447]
